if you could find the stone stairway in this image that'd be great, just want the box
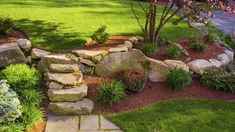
[44,63,94,115]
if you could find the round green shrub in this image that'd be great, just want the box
[201,67,235,93]
[165,67,192,90]
[0,16,14,35]
[165,44,182,59]
[91,25,109,44]
[97,80,125,105]
[0,80,22,123]
[139,42,157,55]
[0,64,42,92]
[190,42,207,52]
[117,70,147,92]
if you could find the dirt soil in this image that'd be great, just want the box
[150,39,225,63]
[0,29,26,44]
[84,75,235,115]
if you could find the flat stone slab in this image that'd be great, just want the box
[47,72,83,86]
[45,116,79,132]
[73,50,107,59]
[48,81,64,89]
[49,64,80,73]
[31,48,51,59]
[108,47,128,53]
[48,84,88,102]
[48,98,94,115]
[164,59,189,72]
[78,57,96,66]
[100,115,119,130]
[80,115,99,130]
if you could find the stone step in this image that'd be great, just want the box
[48,98,94,115]
[46,71,83,86]
[47,83,88,102]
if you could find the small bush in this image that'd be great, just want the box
[91,25,109,44]
[97,80,125,105]
[221,34,235,50]
[0,80,22,123]
[206,33,220,43]
[116,70,147,92]
[190,42,207,52]
[165,44,182,59]
[1,64,41,92]
[18,105,44,129]
[165,67,192,90]
[188,36,198,44]
[0,16,14,35]
[139,42,157,55]
[201,67,235,93]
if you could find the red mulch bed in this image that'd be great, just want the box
[0,29,26,44]
[150,39,225,63]
[84,75,235,115]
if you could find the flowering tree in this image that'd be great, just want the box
[131,0,232,43]
[208,0,235,14]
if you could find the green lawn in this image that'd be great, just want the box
[0,0,197,50]
[107,99,235,132]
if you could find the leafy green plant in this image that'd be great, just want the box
[0,16,14,35]
[0,80,22,123]
[97,80,125,105]
[188,36,198,44]
[117,70,147,92]
[221,34,235,50]
[0,64,42,92]
[190,42,207,52]
[91,25,109,44]
[165,67,192,90]
[165,44,182,59]
[139,42,157,55]
[201,67,235,93]
[206,32,220,43]
[18,89,43,107]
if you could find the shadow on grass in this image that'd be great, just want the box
[14,18,86,51]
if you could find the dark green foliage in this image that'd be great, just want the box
[0,16,14,35]
[1,64,42,92]
[190,42,207,52]
[165,44,182,59]
[117,70,147,92]
[201,66,235,93]
[165,67,192,90]
[91,25,109,44]
[97,80,125,105]
[139,42,157,55]
[157,37,167,46]
[206,32,220,43]
[0,80,22,123]
[221,34,235,50]
[188,36,197,44]
[18,105,44,129]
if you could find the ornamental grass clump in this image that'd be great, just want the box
[190,42,207,52]
[97,80,125,105]
[139,42,157,55]
[0,80,22,123]
[117,70,147,92]
[165,67,192,90]
[165,44,182,59]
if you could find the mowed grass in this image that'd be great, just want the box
[0,0,197,50]
[107,99,235,132]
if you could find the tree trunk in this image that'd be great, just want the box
[148,1,157,43]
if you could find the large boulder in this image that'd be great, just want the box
[148,58,169,82]
[46,71,83,86]
[217,53,230,65]
[16,38,32,52]
[164,60,189,72]
[187,59,213,74]
[224,50,234,62]
[0,43,27,68]
[95,49,149,77]
[37,54,79,72]
[47,84,88,102]
[48,98,94,115]
[31,48,51,59]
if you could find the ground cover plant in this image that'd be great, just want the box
[0,64,43,132]
[0,0,197,50]
[107,99,235,132]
